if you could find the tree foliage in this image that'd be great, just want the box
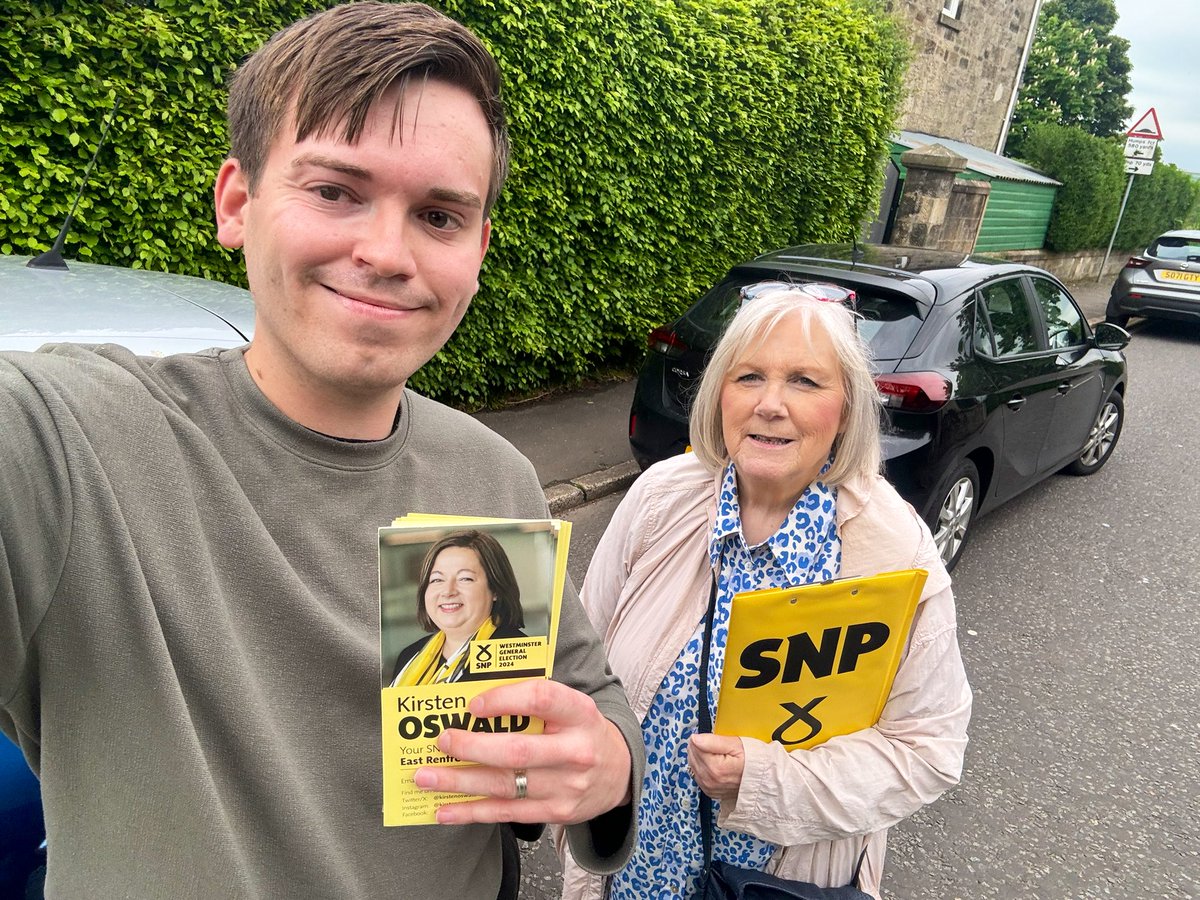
[1018,124,1124,252]
[0,0,907,406]
[1017,123,1200,252]
[1184,178,1200,230]
[0,0,325,278]
[1007,0,1132,155]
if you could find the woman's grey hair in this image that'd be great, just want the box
[688,283,883,487]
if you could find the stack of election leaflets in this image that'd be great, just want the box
[714,568,927,750]
[378,514,571,825]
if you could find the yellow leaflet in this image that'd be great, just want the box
[714,569,926,750]
[392,513,545,526]
[380,679,544,826]
[377,515,570,824]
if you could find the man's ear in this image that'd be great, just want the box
[479,218,492,263]
[214,158,249,250]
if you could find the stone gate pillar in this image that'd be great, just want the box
[890,143,968,249]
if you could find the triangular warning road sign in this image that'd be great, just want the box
[1127,108,1163,140]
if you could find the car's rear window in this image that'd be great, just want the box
[1149,236,1200,261]
[676,272,925,360]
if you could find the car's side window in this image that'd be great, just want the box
[971,294,995,356]
[1031,277,1086,350]
[978,279,1038,357]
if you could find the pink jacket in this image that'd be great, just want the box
[559,453,971,899]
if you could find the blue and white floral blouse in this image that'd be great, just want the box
[610,461,843,899]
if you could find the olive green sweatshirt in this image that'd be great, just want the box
[0,344,640,899]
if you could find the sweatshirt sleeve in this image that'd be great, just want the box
[538,465,645,871]
[0,355,73,738]
[717,520,972,844]
[553,471,661,876]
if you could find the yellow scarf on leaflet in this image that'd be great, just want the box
[393,618,498,687]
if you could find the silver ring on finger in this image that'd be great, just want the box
[514,769,528,800]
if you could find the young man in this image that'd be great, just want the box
[0,4,640,897]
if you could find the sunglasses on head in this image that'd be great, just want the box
[738,280,857,309]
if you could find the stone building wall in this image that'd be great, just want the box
[884,0,1039,151]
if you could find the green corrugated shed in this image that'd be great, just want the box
[972,180,1056,252]
[889,132,1060,253]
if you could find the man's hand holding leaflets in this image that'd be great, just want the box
[380,514,630,826]
[417,678,633,825]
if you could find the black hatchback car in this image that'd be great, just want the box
[629,243,1130,570]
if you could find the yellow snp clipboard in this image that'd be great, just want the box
[713,568,927,750]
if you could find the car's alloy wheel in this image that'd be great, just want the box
[1064,392,1124,476]
[930,460,978,572]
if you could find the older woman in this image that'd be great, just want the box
[390,529,527,686]
[560,283,972,899]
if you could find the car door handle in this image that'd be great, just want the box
[1057,382,1072,395]
[1006,395,1026,411]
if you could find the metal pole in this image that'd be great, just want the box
[997,0,1044,156]
[1098,173,1136,282]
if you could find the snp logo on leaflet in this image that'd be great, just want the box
[469,636,548,677]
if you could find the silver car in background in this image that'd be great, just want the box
[1105,229,1200,328]
[0,254,254,355]
[0,251,253,899]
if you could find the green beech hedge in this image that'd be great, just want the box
[1,0,906,406]
[0,1,323,280]
[1115,157,1200,249]
[1016,123,1200,254]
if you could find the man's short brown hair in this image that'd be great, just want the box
[227,1,509,214]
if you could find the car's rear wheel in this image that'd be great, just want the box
[928,459,978,572]
[1104,313,1130,328]
[1064,392,1124,476]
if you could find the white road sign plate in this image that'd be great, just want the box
[1124,136,1157,159]
[1125,157,1154,175]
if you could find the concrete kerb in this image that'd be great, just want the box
[545,460,642,515]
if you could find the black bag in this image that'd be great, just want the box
[698,859,870,900]
[695,576,870,900]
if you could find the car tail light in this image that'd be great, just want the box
[647,326,688,358]
[1124,256,1150,269]
[875,373,951,412]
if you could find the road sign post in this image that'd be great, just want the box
[1098,109,1163,282]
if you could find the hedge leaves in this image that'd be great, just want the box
[1,0,905,405]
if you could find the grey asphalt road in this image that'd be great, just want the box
[522,317,1200,899]
[563,492,624,589]
[473,379,636,492]
[881,318,1200,899]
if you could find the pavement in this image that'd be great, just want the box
[472,377,640,515]
[472,277,1115,513]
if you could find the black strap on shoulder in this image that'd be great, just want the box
[697,573,719,868]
